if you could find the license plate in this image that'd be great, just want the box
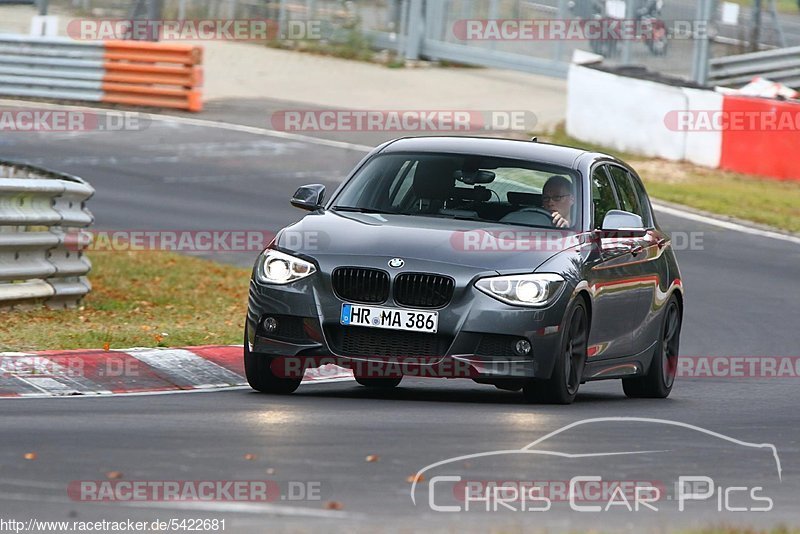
[340,304,438,333]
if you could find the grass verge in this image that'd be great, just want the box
[0,251,251,352]
[541,125,800,233]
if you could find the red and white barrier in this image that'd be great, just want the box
[718,95,800,179]
[0,346,353,397]
[566,63,800,180]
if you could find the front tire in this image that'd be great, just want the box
[622,296,681,398]
[243,325,302,394]
[523,299,588,405]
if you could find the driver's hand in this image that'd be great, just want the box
[552,211,570,228]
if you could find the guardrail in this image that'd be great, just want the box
[709,46,800,90]
[0,34,203,111]
[0,160,94,309]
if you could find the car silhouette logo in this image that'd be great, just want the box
[388,258,404,268]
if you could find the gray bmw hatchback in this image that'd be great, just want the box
[244,137,684,404]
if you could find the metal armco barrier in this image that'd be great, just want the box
[709,46,800,90]
[0,160,94,309]
[0,34,203,112]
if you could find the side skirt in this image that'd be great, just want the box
[582,340,658,382]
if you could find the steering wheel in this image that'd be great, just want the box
[500,206,556,227]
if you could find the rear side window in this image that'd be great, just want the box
[591,165,619,229]
[607,165,643,219]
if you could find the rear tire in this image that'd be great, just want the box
[243,325,302,394]
[622,296,681,398]
[355,376,402,388]
[523,299,588,405]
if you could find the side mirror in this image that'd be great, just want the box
[291,184,326,211]
[601,209,647,237]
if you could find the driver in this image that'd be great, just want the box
[542,175,575,228]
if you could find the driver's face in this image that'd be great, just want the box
[542,185,574,217]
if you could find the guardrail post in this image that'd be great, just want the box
[691,0,714,86]
[146,0,164,41]
[278,0,288,39]
[621,0,634,65]
[404,0,424,60]
[554,0,569,62]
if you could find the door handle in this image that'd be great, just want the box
[624,241,644,256]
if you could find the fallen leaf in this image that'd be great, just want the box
[102,342,110,351]
[265,468,276,475]
[153,334,164,343]
[106,471,123,480]
[406,473,424,483]
[323,501,343,510]
[365,455,380,463]
[244,453,256,461]
[24,452,37,460]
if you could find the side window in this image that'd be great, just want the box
[607,165,643,219]
[628,172,654,227]
[591,165,619,229]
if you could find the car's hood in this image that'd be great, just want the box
[276,210,581,273]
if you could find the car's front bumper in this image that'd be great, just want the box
[245,261,573,381]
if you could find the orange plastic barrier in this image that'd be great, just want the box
[719,95,800,180]
[101,40,203,112]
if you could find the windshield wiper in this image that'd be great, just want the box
[332,206,395,215]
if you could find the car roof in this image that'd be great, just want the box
[378,136,590,169]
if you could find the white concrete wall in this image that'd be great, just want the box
[681,88,723,168]
[566,64,723,168]
[566,65,687,161]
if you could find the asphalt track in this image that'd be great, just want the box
[1,101,799,532]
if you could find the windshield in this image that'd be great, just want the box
[332,152,581,230]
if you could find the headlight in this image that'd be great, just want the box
[475,273,565,307]
[257,249,316,284]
